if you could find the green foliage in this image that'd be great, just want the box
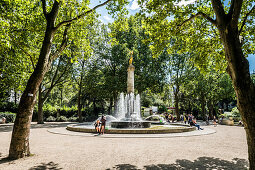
[231,107,241,119]
[41,104,78,119]
[0,112,16,123]
[56,116,68,122]
[139,0,255,72]
[46,116,56,122]
[68,116,78,122]
[219,107,241,122]
[0,102,18,113]
[141,90,164,107]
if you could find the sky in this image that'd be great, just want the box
[89,0,255,73]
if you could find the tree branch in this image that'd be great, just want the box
[211,0,226,24]
[9,34,36,70]
[178,12,217,27]
[54,0,112,31]
[227,0,234,17]
[239,5,255,35]
[49,24,71,64]
[231,0,243,27]
[41,0,47,18]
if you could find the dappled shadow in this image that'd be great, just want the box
[29,161,62,170]
[107,164,141,170]
[107,157,249,170]
[0,122,74,132]
[0,157,16,165]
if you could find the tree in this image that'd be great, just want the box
[37,55,72,124]
[6,0,127,159]
[168,52,191,120]
[139,0,255,167]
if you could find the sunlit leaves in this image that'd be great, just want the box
[139,0,255,73]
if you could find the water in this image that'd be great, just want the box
[115,92,141,121]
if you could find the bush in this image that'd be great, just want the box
[0,112,16,123]
[56,116,68,122]
[219,107,241,122]
[68,116,78,122]
[46,116,56,122]
[231,107,240,117]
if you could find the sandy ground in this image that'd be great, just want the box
[0,122,249,170]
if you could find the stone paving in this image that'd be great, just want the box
[48,125,216,138]
[0,122,249,170]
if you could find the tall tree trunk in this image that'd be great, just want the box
[219,22,255,169]
[37,84,44,124]
[174,92,180,121]
[60,87,63,107]
[109,97,113,115]
[14,91,17,105]
[201,94,206,120]
[77,79,82,123]
[208,100,213,119]
[9,3,59,159]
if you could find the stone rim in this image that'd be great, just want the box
[66,123,196,134]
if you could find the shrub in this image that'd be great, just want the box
[46,116,56,122]
[56,116,68,122]
[0,112,16,123]
[231,107,240,117]
[68,116,78,122]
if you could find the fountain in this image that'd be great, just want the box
[111,52,151,128]
[66,52,196,134]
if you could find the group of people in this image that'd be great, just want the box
[94,115,107,135]
[164,112,176,123]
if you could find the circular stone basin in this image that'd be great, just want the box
[67,123,196,134]
[111,121,151,128]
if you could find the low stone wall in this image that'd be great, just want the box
[66,124,196,134]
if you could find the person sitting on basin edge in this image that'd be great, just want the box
[190,118,204,130]
[94,119,101,135]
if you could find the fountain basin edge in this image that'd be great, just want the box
[66,123,196,134]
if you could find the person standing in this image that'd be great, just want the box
[100,115,107,135]
[213,116,217,127]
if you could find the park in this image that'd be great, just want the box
[0,0,255,169]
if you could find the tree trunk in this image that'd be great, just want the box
[219,22,255,169]
[9,63,49,159]
[208,100,213,119]
[78,80,82,123]
[9,4,59,159]
[201,94,206,120]
[174,92,180,121]
[109,97,113,115]
[60,87,63,107]
[37,84,44,124]
[14,91,17,105]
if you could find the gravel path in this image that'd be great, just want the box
[0,122,249,170]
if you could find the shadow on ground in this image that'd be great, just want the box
[0,122,73,132]
[107,157,249,170]
[29,161,62,170]
[0,157,16,165]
